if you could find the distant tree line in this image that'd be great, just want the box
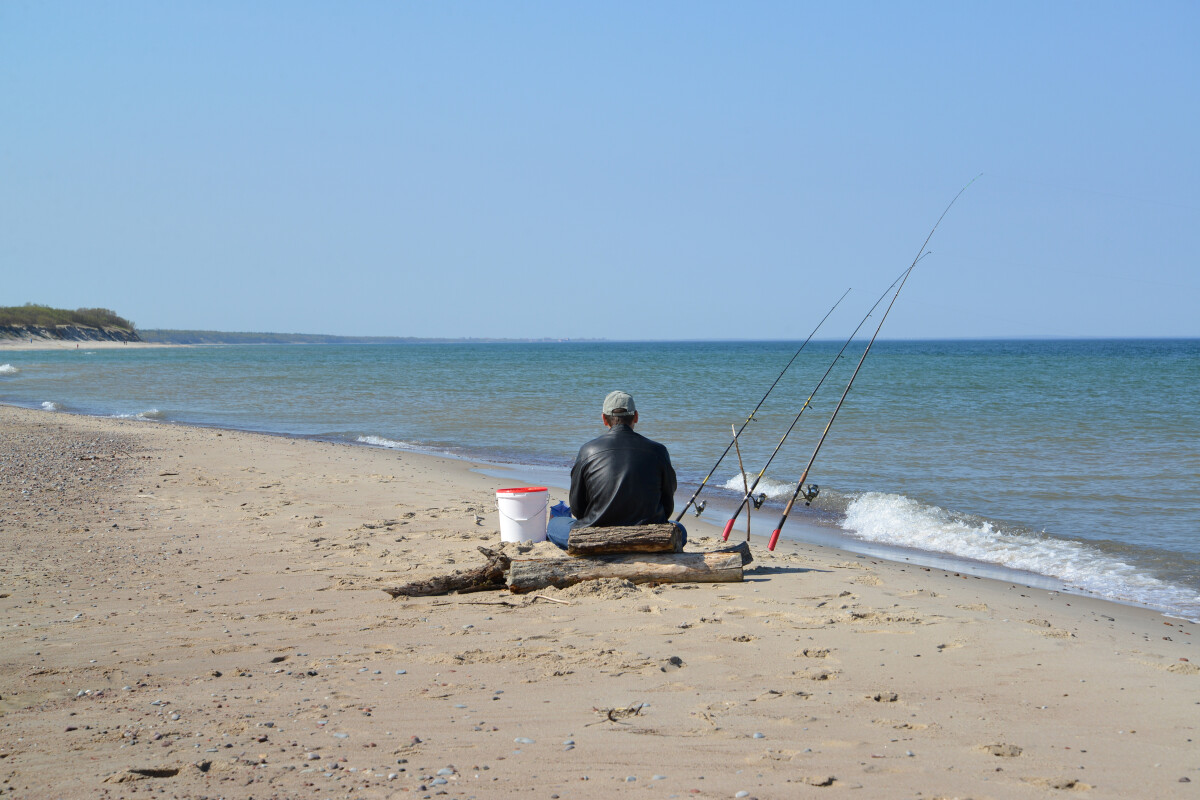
[137,329,425,344]
[137,330,592,344]
[0,303,135,330]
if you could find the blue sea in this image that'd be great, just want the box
[3,338,1198,620]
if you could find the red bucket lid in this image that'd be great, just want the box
[496,486,548,494]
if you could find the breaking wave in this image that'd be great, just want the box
[357,435,412,450]
[0,364,18,375]
[113,408,166,421]
[41,401,61,411]
[720,473,796,499]
[843,492,1200,620]
[353,434,469,461]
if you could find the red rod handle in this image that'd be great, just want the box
[768,528,782,550]
[721,519,735,541]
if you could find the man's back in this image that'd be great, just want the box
[570,424,676,529]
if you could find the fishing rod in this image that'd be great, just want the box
[766,178,979,551]
[731,423,751,541]
[674,288,850,521]
[720,267,910,541]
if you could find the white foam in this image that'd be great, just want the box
[0,364,18,375]
[355,434,466,460]
[357,435,409,450]
[720,473,795,499]
[113,408,165,421]
[843,492,1200,619]
[41,401,61,412]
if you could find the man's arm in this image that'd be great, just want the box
[661,448,677,519]
[569,452,588,519]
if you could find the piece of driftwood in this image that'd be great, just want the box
[507,541,752,593]
[567,523,681,556]
[721,540,754,566]
[383,546,511,598]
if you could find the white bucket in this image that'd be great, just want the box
[496,487,549,543]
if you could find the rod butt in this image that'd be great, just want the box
[768,528,781,550]
[721,519,735,541]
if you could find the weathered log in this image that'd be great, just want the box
[383,546,511,598]
[566,523,681,556]
[507,543,750,593]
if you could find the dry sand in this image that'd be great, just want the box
[0,340,174,351]
[1,403,1197,799]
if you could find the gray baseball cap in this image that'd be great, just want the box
[602,390,637,417]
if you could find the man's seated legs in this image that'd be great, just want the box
[547,515,574,549]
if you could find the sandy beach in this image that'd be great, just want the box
[1,403,1197,799]
[0,340,174,351]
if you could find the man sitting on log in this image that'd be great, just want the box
[547,390,687,550]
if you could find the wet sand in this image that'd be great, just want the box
[1,404,1197,798]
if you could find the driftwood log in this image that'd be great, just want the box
[507,541,752,593]
[383,546,511,598]
[566,523,682,556]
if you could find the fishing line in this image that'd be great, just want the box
[720,265,912,541]
[674,288,850,521]
[767,176,980,550]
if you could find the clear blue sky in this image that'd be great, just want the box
[2,2,1196,339]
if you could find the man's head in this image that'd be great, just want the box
[602,390,638,428]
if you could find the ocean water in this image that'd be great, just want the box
[2,338,1198,619]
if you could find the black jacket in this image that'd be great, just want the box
[569,424,676,529]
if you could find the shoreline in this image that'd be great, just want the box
[5,400,1191,621]
[2,403,1198,797]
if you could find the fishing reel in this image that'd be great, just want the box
[751,492,767,509]
[692,500,707,517]
[800,483,820,506]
